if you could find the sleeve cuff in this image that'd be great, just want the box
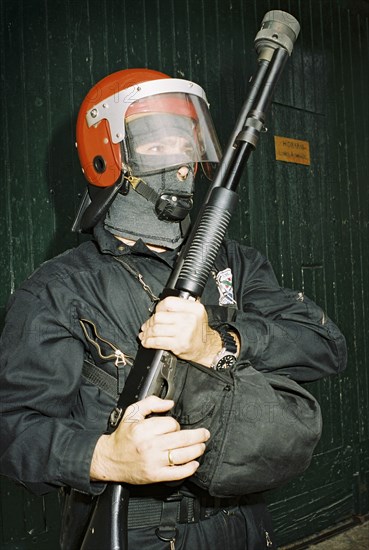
[60,430,107,495]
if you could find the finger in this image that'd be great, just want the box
[139,335,176,351]
[143,415,181,436]
[141,322,178,339]
[165,443,206,466]
[152,311,179,325]
[122,396,174,422]
[155,297,184,313]
[141,311,183,332]
[160,460,200,481]
[161,428,211,450]
[156,297,201,314]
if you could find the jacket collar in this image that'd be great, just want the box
[93,221,179,267]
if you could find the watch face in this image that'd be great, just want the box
[216,354,237,370]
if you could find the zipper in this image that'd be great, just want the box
[79,318,133,367]
[265,531,273,547]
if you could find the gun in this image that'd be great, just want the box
[80,10,300,550]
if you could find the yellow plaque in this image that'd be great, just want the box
[274,136,311,165]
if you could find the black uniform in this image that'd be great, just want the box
[0,223,346,548]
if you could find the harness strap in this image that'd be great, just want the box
[155,498,179,546]
[135,179,159,204]
[82,359,118,399]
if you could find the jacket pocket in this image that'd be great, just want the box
[79,318,134,393]
[172,362,235,491]
[206,363,322,497]
[79,318,133,367]
[174,360,322,498]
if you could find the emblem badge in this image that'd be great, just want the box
[215,268,237,306]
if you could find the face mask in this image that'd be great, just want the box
[104,165,195,249]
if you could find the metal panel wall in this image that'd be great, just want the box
[1,0,368,547]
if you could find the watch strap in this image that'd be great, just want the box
[215,325,237,354]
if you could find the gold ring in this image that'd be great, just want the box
[168,449,175,466]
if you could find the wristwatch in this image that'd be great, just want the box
[211,326,238,371]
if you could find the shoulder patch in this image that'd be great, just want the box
[214,268,237,306]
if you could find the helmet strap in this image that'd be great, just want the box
[124,168,194,223]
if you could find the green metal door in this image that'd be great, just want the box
[1,0,368,547]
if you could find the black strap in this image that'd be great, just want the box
[155,497,180,544]
[126,493,241,529]
[82,359,118,399]
[135,180,159,204]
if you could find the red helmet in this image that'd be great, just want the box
[76,69,169,188]
[73,68,221,231]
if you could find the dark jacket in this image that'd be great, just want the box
[0,223,346,499]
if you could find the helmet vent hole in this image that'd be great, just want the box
[93,156,106,173]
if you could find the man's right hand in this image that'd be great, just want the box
[90,395,210,484]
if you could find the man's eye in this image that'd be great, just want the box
[146,144,165,154]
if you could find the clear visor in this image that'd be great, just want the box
[124,93,221,177]
[86,79,222,179]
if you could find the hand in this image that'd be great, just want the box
[139,296,224,367]
[90,395,210,484]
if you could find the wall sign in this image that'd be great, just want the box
[274,136,311,165]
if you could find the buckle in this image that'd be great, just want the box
[165,491,184,503]
[109,407,123,428]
